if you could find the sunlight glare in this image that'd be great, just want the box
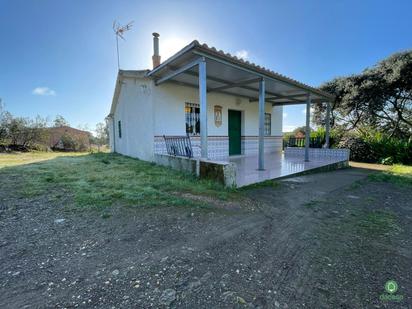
[146,35,191,68]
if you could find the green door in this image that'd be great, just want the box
[228,110,241,155]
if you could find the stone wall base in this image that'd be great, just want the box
[154,154,236,187]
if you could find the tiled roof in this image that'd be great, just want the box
[190,40,333,99]
[151,39,334,100]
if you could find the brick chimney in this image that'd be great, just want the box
[152,32,161,68]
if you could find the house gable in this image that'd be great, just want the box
[108,70,155,160]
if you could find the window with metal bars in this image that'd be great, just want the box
[185,102,200,135]
[264,113,271,136]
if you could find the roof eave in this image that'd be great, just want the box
[192,45,335,101]
[146,40,335,101]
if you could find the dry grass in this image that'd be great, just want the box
[0,151,87,168]
[0,152,237,209]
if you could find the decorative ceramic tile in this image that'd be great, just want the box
[284,147,350,161]
[154,136,283,159]
[242,136,282,155]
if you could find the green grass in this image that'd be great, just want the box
[324,208,402,239]
[0,152,237,209]
[343,210,402,239]
[348,180,362,190]
[350,210,401,237]
[368,164,412,186]
[0,151,86,168]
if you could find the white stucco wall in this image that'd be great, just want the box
[110,77,284,161]
[112,77,154,161]
[152,83,283,137]
[151,83,283,158]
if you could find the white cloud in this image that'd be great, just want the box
[32,87,56,96]
[283,112,288,118]
[235,49,249,60]
[283,125,297,132]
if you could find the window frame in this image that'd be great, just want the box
[118,120,122,138]
[264,113,271,136]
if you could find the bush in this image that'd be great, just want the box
[365,132,412,165]
[55,133,89,152]
[337,131,412,164]
[59,134,78,151]
[310,127,343,148]
[338,135,378,162]
[0,109,49,149]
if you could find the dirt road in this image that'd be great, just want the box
[1,167,411,308]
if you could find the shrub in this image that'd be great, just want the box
[283,132,294,142]
[60,134,78,151]
[365,133,412,165]
[310,127,343,148]
[338,135,378,162]
[337,131,412,164]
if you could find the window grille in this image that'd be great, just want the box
[185,102,200,135]
[264,113,271,136]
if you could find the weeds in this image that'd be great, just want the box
[354,210,401,237]
[368,165,412,186]
[0,152,237,209]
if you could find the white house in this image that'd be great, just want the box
[107,33,347,187]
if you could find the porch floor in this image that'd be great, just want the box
[225,152,346,187]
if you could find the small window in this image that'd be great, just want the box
[185,103,200,135]
[264,113,271,136]
[118,120,122,138]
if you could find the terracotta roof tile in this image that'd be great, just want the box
[190,40,333,99]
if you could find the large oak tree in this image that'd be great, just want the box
[314,50,412,139]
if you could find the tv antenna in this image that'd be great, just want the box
[113,20,134,69]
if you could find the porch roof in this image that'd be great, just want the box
[147,40,334,105]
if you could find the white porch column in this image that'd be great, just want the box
[325,101,331,148]
[304,94,312,162]
[199,58,208,159]
[258,78,265,170]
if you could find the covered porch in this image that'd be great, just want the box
[149,40,344,186]
[228,149,349,187]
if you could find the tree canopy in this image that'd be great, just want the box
[314,50,412,139]
[53,115,70,127]
[93,122,109,147]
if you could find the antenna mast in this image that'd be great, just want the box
[113,20,134,70]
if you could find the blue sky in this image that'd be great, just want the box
[0,0,411,132]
